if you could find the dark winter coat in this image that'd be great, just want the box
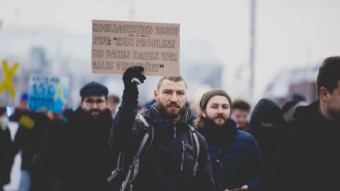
[109,101,215,191]
[38,117,68,191]
[198,119,264,191]
[249,98,288,165]
[13,112,51,171]
[248,98,288,191]
[272,101,340,191]
[58,108,115,191]
[0,124,14,187]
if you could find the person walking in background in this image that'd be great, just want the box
[9,93,30,122]
[109,66,215,191]
[248,98,288,191]
[272,56,340,191]
[0,105,15,191]
[231,99,251,131]
[196,89,263,191]
[57,81,115,191]
[107,94,120,118]
[280,94,308,124]
[41,111,68,191]
[12,108,51,191]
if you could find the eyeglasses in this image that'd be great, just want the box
[84,99,106,106]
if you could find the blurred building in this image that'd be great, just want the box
[263,65,318,106]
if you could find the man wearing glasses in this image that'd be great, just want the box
[57,81,116,191]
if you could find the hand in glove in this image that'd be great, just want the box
[122,66,146,103]
[123,66,146,87]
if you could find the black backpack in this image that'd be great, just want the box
[107,115,200,191]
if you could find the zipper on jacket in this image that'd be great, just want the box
[173,125,177,138]
[181,140,185,171]
[218,147,223,168]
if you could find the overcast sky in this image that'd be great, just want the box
[1,0,340,100]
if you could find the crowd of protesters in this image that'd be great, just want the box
[0,55,339,191]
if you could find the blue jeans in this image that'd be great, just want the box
[18,170,31,191]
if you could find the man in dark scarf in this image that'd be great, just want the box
[57,81,116,191]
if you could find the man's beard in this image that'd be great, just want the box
[86,109,104,119]
[204,116,228,128]
[156,101,185,119]
[202,116,236,146]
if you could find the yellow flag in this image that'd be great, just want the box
[0,60,20,98]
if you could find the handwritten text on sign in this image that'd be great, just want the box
[92,20,180,76]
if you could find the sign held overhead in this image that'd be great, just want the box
[92,20,180,76]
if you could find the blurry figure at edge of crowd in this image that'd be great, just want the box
[190,84,212,116]
[196,89,264,191]
[40,110,68,191]
[281,94,308,124]
[9,92,51,191]
[231,99,251,131]
[272,56,340,191]
[106,94,120,118]
[9,93,30,122]
[57,81,116,191]
[109,66,215,191]
[0,104,15,191]
[248,98,288,191]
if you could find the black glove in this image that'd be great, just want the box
[123,66,146,87]
[122,66,146,103]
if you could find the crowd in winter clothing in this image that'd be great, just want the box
[1,55,340,191]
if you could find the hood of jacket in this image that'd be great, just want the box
[249,98,287,134]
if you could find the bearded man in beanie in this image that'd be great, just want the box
[196,89,264,191]
[57,81,116,191]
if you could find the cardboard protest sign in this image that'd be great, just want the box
[92,20,180,76]
[28,74,69,113]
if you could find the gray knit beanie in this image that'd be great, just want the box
[199,89,232,110]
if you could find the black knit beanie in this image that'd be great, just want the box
[199,89,232,110]
[80,81,108,98]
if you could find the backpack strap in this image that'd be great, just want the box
[120,114,154,191]
[107,114,154,187]
[136,114,154,158]
[189,125,200,176]
[107,152,125,182]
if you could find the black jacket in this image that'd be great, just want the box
[248,98,288,191]
[0,124,14,186]
[109,101,215,191]
[272,101,340,191]
[58,108,115,191]
[249,98,288,167]
[13,111,51,171]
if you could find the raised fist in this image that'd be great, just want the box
[123,66,146,87]
[122,66,146,103]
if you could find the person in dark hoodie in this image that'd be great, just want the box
[272,56,340,191]
[109,66,215,191]
[197,89,264,191]
[57,81,116,191]
[248,98,288,191]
